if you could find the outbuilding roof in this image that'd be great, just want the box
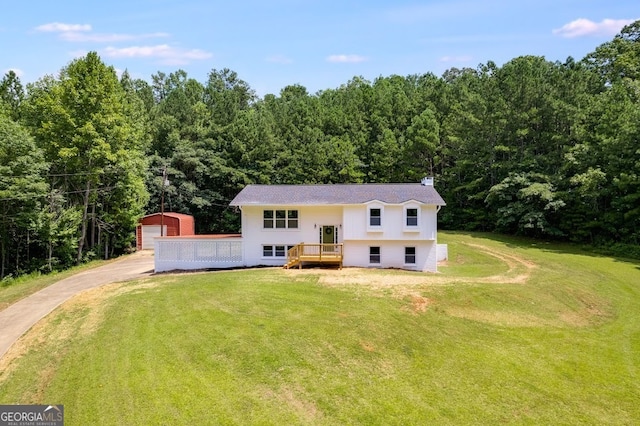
[140,212,194,221]
[229,184,446,206]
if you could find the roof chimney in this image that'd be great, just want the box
[421,176,434,186]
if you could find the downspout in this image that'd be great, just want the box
[237,206,245,266]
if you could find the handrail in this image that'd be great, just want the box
[286,243,344,269]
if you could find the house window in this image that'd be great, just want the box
[262,245,290,257]
[275,210,286,228]
[369,246,381,264]
[263,209,299,229]
[406,208,418,226]
[405,247,416,264]
[369,208,381,226]
[288,210,298,228]
[263,210,274,228]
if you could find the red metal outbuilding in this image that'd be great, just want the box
[136,212,195,250]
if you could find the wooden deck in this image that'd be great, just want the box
[285,243,343,269]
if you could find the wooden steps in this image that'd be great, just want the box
[284,243,343,269]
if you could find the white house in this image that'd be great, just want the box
[229,178,445,272]
[153,179,446,273]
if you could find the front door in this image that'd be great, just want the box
[321,226,337,252]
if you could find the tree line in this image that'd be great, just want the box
[1,21,639,277]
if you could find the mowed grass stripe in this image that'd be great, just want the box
[0,232,639,425]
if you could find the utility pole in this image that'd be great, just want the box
[160,166,168,236]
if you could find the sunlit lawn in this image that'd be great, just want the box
[0,232,639,425]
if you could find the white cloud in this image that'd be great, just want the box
[35,22,169,44]
[266,54,293,64]
[60,31,169,43]
[36,22,92,32]
[3,68,24,77]
[553,18,636,38]
[439,55,473,63]
[35,22,210,65]
[326,54,368,64]
[61,32,131,42]
[103,45,212,65]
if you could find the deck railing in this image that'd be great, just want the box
[286,243,343,269]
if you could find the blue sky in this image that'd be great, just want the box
[1,1,637,96]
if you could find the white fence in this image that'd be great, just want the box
[154,237,244,273]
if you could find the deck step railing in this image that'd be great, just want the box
[285,243,343,269]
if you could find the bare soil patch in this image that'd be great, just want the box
[309,242,536,290]
[261,384,323,422]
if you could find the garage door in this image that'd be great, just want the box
[141,225,167,250]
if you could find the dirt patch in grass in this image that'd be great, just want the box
[360,341,376,352]
[298,243,604,327]
[402,295,433,315]
[558,289,613,327]
[261,385,322,422]
[559,308,604,327]
[464,243,537,284]
[311,242,536,289]
[299,242,538,315]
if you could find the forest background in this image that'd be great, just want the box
[0,21,638,278]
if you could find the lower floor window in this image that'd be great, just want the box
[263,245,293,257]
[405,247,416,264]
[369,246,381,264]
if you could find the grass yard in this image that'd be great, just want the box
[0,232,639,425]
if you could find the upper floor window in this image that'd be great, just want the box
[406,208,418,226]
[264,209,298,229]
[369,208,381,227]
[263,210,274,228]
[287,210,298,228]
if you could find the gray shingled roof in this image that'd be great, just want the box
[230,184,446,206]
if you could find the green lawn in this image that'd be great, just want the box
[1,232,639,425]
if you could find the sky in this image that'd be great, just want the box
[1,0,638,97]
